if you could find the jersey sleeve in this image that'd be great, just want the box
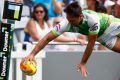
[84,11,100,35]
[51,18,69,36]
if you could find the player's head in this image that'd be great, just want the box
[64,1,83,26]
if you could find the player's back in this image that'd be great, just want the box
[82,10,110,36]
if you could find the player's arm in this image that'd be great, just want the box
[78,11,100,77]
[24,31,58,61]
[78,35,97,77]
[80,35,97,64]
[81,13,100,64]
[29,31,57,57]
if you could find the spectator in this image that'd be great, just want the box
[104,0,115,15]
[24,3,51,42]
[32,0,64,26]
[86,0,106,13]
[114,0,120,18]
[86,0,97,11]
[33,0,63,18]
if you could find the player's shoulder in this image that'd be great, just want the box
[82,10,97,15]
[82,10,99,20]
[59,18,69,25]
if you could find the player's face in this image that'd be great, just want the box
[66,14,83,26]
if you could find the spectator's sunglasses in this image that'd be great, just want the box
[35,10,44,14]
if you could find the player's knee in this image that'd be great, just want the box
[114,50,120,53]
[116,49,120,53]
[118,50,120,53]
[111,48,120,53]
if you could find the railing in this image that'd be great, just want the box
[31,41,100,51]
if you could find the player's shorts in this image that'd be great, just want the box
[97,22,120,49]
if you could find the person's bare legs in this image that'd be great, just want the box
[112,37,120,53]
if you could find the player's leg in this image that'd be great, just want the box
[111,37,120,53]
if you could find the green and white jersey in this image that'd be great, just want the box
[51,10,114,37]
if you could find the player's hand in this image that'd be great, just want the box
[77,63,88,77]
[22,54,35,63]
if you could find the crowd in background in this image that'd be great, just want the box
[0,0,120,51]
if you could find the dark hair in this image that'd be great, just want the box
[64,1,82,17]
[32,3,49,21]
